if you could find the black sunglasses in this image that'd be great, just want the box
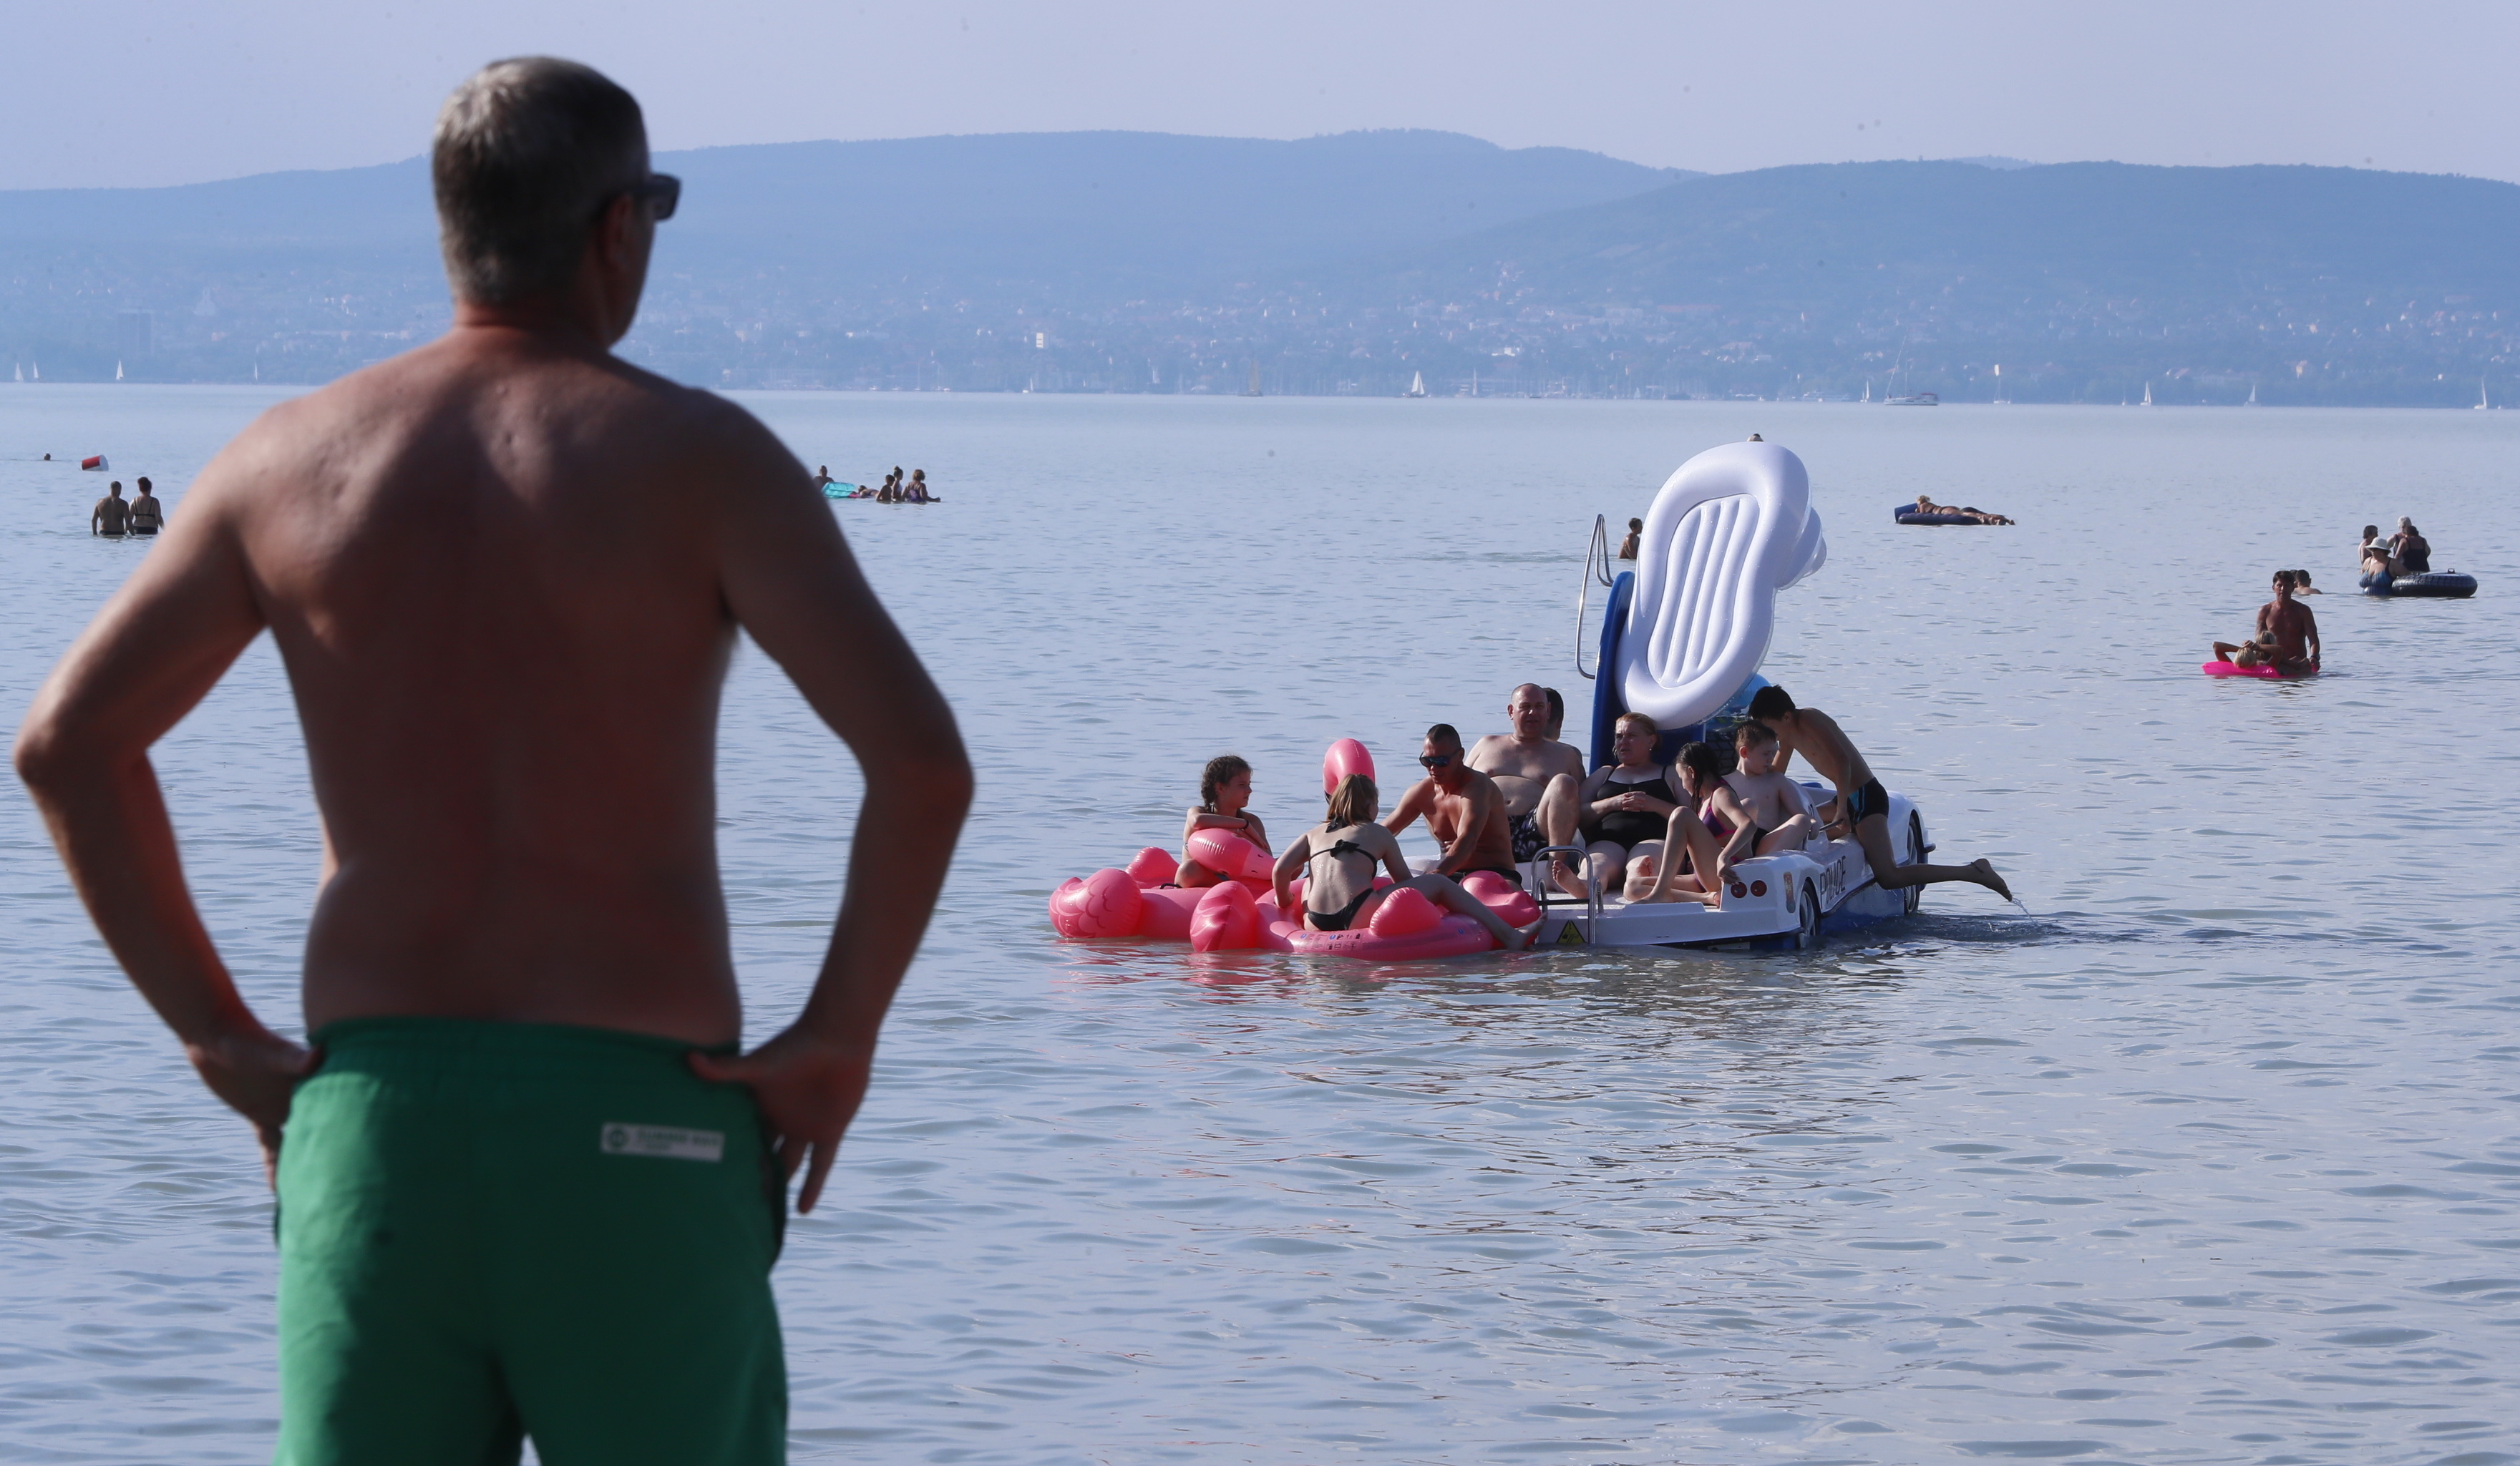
[1419,754,1453,768]
[623,173,681,221]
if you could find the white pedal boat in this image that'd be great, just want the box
[1523,791,1931,951]
[1557,439,1934,952]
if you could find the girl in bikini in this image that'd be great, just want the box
[1271,775,1532,948]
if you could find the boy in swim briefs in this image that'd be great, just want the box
[1746,686,2013,901]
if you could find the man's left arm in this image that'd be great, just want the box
[2303,606,2320,665]
[685,405,974,1214]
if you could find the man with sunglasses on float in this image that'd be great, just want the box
[1385,723,1523,884]
[16,58,970,1465]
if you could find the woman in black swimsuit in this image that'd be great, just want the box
[1561,712,1680,896]
[1270,775,1531,948]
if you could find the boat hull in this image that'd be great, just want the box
[1530,791,1927,952]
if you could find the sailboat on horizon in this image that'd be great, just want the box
[2478,379,2491,410]
[2246,382,2258,406]
[1404,371,1427,399]
[2140,382,2154,407]
[115,361,124,381]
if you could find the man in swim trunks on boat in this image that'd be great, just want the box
[2212,570,2320,675]
[1464,683,1585,891]
[1744,686,2013,901]
[1386,723,1522,884]
[14,58,972,1465]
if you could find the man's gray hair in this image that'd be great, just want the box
[432,58,648,304]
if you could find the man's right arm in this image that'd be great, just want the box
[684,405,974,1213]
[18,457,311,1174]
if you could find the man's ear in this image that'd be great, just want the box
[596,192,639,269]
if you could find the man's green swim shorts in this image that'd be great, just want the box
[274,1018,787,1466]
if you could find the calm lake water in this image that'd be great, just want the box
[2,386,2515,1465]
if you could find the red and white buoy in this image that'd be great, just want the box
[80,454,106,471]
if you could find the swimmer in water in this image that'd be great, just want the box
[128,477,165,535]
[1615,517,1641,561]
[1177,754,1270,888]
[91,480,130,537]
[1273,774,1532,948]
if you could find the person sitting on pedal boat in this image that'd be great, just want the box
[1621,741,1751,906]
[1725,719,1822,856]
[1565,711,1680,896]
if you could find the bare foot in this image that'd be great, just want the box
[1968,859,2013,901]
[1550,856,1587,900]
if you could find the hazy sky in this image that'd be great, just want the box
[9,0,2515,191]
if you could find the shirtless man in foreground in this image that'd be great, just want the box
[1386,723,1522,883]
[15,59,971,1465]
[1465,683,1586,892]
[2212,570,2320,675]
[1744,686,2011,901]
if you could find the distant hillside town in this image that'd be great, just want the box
[4,132,2515,407]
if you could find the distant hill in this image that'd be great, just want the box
[1275,160,2520,404]
[0,129,1688,382]
[4,138,2515,404]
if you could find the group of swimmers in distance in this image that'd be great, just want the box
[2211,569,2322,675]
[1910,495,2015,524]
[2360,517,2431,577]
[87,477,165,538]
[1172,681,2013,945]
[813,464,940,503]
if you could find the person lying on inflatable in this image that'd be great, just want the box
[2209,570,2320,677]
[1177,754,1270,888]
[1912,494,2015,525]
[1273,774,1532,949]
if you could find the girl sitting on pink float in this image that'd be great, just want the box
[1177,755,1270,888]
[1275,775,1532,949]
[1047,740,1543,958]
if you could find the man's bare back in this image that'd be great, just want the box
[233,336,831,1040]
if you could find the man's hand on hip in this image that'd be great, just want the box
[186,1024,320,1187]
[689,1026,875,1215]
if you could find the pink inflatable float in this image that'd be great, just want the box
[2202,660,2317,679]
[1046,740,1539,960]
